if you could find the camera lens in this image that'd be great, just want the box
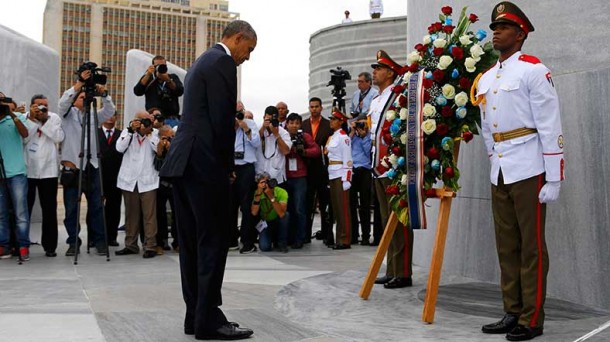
[139,118,152,127]
[155,64,168,74]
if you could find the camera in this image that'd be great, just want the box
[355,122,366,130]
[139,118,152,127]
[235,110,245,120]
[292,129,305,154]
[327,66,351,117]
[0,96,13,104]
[154,114,164,122]
[37,105,48,113]
[75,61,111,93]
[155,64,168,74]
[270,112,279,127]
[234,151,245,160]
[0,96,12,115]
[265,178,278,189]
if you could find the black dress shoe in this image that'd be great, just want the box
[143,250,157,258]
[45,251,57,257]
[332,244,351,250]
[115,248,138,256]
[506,325,543,341]
[374,275,393,284]
[108,240,119,247]
[383,277,413,289]
[291,242,303,249]
[481,313,519,334]
[195,323,253,340]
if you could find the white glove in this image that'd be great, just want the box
[342,181,351,191]
[538,181,561,203]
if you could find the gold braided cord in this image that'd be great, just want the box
[470,72,485,106]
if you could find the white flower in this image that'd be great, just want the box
[421,119,437,135]
[464,57,477,73]
[423,103,436,117]
[385,110,396,121]
[470,44,485,62]
[459,35,472,46]
[400,133,407,144]
[442,84,456,100]
[433,38,447,49]
[389,154,398,167]
[399,107,408,120]
[437,55,453,70]
[454,92,469,107]
[407,51,421,65]
[401,174,408,185]
[423,35,432,45]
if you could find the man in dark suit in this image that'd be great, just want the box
[302,97,334,245]
[98,113,123,246]
[159,20,256,341]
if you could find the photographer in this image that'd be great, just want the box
[59,66,115,256]
[24,94,65,257]
[348,118,373,245]
[134,55,184,126]
[154,125,177,253]
[250,172,289,253]
[284,113,320,249]
[114,111,159,259]
[350,72,378,118]
[232,105,261,254]
[0,92,31,260]
[256,106,292,185]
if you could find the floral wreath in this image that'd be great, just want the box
[380,6,499,224]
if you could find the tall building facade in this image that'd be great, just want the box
[43,0,236,122]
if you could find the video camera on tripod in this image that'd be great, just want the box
[75,61,111,96]
[327,66,351,116]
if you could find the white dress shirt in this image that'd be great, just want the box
[234,119,261,165]
[23,112,65,179]
[255,126,292,183]
[115,129,159,193]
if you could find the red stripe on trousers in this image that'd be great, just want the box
[530,175,544,327]
[343,190,350,244]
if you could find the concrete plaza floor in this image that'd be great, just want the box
[1,221,609,342]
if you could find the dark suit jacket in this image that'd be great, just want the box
[302,116,332,179]
[98,127,123,184]
[160,45,237,182]
[134,73,184,117]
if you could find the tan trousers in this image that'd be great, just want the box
[329,178,351,246]
[123,185,158,252]
[374,177,413,278]
[492,172,548,328]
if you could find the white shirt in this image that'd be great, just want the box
[23,112,65,179]
[115,129,159,193]
[255,126,292,183]
[234,119,261,165]
[477,51,564,185]
[326,129,353,181]
[369,0,383,15]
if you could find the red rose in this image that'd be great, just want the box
[442,25,454,34]
[432,70,445,82]
[424,188,437,198]
[422,79,434,89]
[391,146,402,155]
[386,185,400,195]
[399,199,408,208]
[408,63,419,73]
[436,123,449,136]
[426,146,440,160]
[444,167,455,178]
[414,43,426,52]
[433,47,444,56]
[383,133,393,145]
[469,13,479,23]
[441,6,453,15]
[441,106,453,118]
[451,46,464,60]
[423,91,431,103]
[427,24,436,34]
[462,131,474,142]
[393,84,406,94]
[429,22,443,33]
[459,77,471,90]
[398,94,407,107]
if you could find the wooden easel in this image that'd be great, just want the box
[359,143,460,324]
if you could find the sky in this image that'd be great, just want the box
[0,0,407,119]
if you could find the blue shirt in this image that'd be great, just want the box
[234,118,261,165]
[351,132,372,169]
[350,87,379,117]
[0,113,28,178]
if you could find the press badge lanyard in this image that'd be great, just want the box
[262,130,278,160]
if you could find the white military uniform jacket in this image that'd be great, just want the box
[477,51,564,185]
[326,129,353,182]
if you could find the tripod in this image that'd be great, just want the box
[331,86,347,116]
[73,89,110,264]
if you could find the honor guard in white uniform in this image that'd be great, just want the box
[476,2,564,341]
[326,110,353,249]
